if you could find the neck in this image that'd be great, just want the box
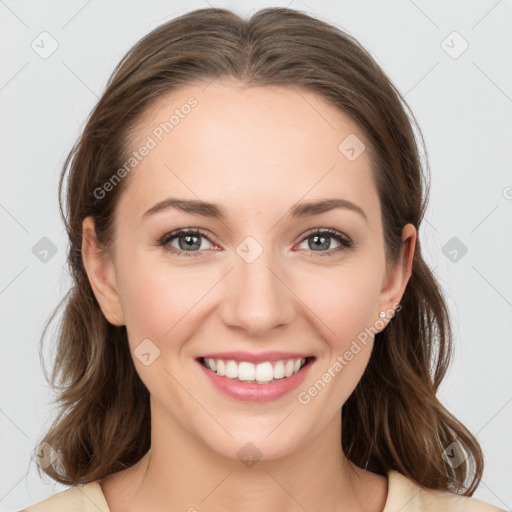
[116,398,383,512]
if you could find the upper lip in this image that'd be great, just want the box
[198,351,314,364]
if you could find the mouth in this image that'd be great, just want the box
[196,355,316,403]
[196,355,315,384]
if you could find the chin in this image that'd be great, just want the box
[193,416,308,465]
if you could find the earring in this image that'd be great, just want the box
[379,311,386,318]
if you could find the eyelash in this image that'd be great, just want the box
[156,228,354,258]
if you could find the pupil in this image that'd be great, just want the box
[311,235,329,250]
[180,235,200,250]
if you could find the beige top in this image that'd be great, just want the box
[20,453,506,512]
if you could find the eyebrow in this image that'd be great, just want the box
[142,197,368,223]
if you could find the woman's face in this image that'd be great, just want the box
[83,81,415,463]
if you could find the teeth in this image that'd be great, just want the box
[203,357,307,384]
[285,360,294,377]
[225,360,238,379]
[255,362,273,383]
[239,361,256,381]
[273,360,284,379]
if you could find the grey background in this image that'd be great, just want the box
[1,0,511,510]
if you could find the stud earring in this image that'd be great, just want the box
[379,311,386,318]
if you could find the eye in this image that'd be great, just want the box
[296,228,353,257]
[156,227,354,258]
[157,228,216,257]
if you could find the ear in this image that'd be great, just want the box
[376,223,417,326]
[81,216,125,326]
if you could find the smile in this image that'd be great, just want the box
[196,354,315,403]
[199,356,311,384]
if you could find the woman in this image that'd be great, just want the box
[22,7,504,512]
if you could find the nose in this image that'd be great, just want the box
[218,248,295,336]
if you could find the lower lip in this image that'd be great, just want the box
[196,358,314,403]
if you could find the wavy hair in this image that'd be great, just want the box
[34,6,484,495]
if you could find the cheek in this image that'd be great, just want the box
[293,258,383,349]
[295,266,380,418]
[114,244,175,342]
[114,257,207,400]
[115,245,217,350]
[118,269,193,343]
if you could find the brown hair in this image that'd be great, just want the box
[35,6,484,495]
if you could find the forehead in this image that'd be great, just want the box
[118,81,380,225]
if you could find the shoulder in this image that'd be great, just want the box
[20,482,109,512]
[384,470,506,512]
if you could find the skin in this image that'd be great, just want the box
[81,80,416,512]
